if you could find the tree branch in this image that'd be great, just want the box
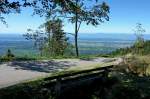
[77,21,81,33]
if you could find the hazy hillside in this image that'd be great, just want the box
[0,33,150,56]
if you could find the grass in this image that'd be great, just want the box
[0,53,109,62]
[136,55,150,74]
[137,55,150,63]
[0,78,52,99]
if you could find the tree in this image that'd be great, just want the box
[0,0,77,23]
[24,29,47,56]
[50,19,68,56]
[133,23,146,54]
[40,19,69,56]
[57,0,110,57]
[6,49,14,58]
[134,23,145,43]
[0,0,32,24]
[24,19,69,56]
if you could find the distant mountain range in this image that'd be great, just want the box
[72,33,150,40]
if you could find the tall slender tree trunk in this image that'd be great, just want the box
[75,19,79,57]
[48,31,51,55]
[75,0,79,57]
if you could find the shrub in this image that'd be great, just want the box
[111,40,150,56]
[110,84,141,99]
[116,55,149,76]
[0,49,15,62]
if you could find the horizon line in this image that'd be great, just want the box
[0,32,150,35]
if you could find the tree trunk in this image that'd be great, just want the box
[48,30,52,55]
[75,0,79,57]
[75,18,79,57]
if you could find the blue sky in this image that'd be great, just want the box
[0,0,150,34]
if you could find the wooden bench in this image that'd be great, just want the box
[43,65,114,98]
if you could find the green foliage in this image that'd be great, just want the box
[111,23,148,56]
[64,43,74,56]
[0,0,21,24]
[0,49,15,62]
[111,40,150,56]
[110,84,141,99]
[24,19,72,57]
[47,19,69,56]
[108,71,150,99]
[14,56,37,61]
[134,23,145,44]
[6,49,15,57]
[70,1,110,25]
[133,23,145,55]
